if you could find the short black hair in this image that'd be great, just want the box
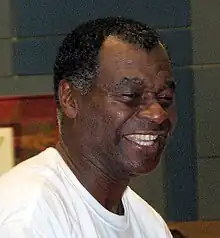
[53,16,160,108]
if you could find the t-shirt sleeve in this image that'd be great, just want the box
[0,204,77,238]
[0,207,70,238]
[0,221,55,238]
[0,191,77,238]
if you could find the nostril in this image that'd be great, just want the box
[138,103,168,124]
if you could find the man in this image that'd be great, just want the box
[0,17,176,237]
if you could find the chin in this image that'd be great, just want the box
[126,154,162,177]
[119,138,167,177]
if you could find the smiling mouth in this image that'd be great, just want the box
[125,134,159,147]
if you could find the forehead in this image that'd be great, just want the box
[98,36,172,88]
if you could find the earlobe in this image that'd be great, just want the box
[58,80,78,119]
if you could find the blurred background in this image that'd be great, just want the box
[0,0,220,236]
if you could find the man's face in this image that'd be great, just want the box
[72,37,176,177]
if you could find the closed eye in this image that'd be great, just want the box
[122,93,142,100]
[157,96,173,108]
[119,92,143,107]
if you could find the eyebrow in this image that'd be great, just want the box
[116,77,176,90]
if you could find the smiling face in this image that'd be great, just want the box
[63,36,176,178]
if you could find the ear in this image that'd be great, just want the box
[58,80,78,119]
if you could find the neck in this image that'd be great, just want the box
[56,140,130,214]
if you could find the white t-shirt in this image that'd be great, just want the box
[0,148,172,238]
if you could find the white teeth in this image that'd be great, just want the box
[127,134,158,141]
[138,141,154,146]
[126,134,158,146]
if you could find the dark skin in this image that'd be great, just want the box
[57,36,176,214]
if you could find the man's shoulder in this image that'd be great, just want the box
[126,187,164,220]
[0,148,79,235]
[125,187,154,211]
[0,147,57,189]
[125,187,172,237]
[0,148,62,220]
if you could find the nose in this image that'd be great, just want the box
[137,103,168,125]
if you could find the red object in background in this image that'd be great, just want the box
[0,95,58,164]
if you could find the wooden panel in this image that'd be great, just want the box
[168,221,220,238]
[0,95,58,164]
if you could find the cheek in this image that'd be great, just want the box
[79,103,115,143]
[108,100,136,129]
[79,98,135,145]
